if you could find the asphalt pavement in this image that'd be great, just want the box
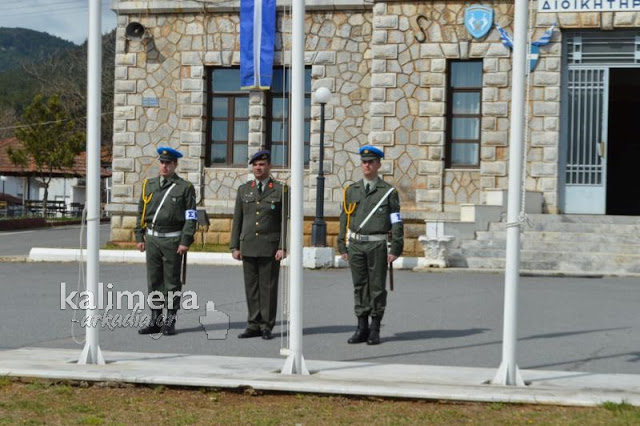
[2,260,640,375]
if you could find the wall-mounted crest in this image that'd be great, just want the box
[464,6,494,39]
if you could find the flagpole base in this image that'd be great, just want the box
[491,361,525,386]
[281,353,309,375]
[78,343,105,365]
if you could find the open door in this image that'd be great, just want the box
[606,68,640,215]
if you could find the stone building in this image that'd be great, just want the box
[108,0,640,261]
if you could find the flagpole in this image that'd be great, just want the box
[78,0,104,365]
[492,0,528,386]
[281,0,308,375]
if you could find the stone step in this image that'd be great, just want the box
[488,221,640,234]
[451,251,640,273]
[525,214,640,225]
[476,230,640,245]
[462,238,640,253]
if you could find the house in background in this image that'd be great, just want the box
[0,137,112,216]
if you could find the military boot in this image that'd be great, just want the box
[367,317,381,345]
[138,309,163,335]
[347,315,370,344]
[163,309,178,336]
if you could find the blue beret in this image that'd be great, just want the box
[359,145,384,160]
[157,146,183,161]
[249,149,271,164]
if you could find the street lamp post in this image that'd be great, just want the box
[311,87,331,247]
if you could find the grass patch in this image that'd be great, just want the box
[2,379,640,424]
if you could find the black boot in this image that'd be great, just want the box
[347,315,369,344]
[367,317,381,345]
[138,309,163,335]
[163,309,178,336]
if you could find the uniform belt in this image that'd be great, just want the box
[350,233,387,242]
[147,229,182,238]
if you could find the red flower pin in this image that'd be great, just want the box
[268,182,273,189]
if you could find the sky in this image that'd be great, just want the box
[0,0,118,45]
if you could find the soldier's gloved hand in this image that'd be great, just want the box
[275,250,286,261]
[136,242,145,252]
[341,253,349,262]
[387,254,398,263]
[232,250,242,261]
[177,245,189,254]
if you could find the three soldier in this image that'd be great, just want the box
[135,145,402,345]
[134,147,197,336]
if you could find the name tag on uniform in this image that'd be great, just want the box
[185,209,197,220]
[390,212,402,224]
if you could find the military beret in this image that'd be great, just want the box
[359,145,384,160]
[249,149,271,164]
[157,146,183,161]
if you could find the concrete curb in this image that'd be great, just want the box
[2,348,640,407]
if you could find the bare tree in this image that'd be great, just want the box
[21,30,116,145]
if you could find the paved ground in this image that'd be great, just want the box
[0,224,111,257]
[2,261,639,375]
[3,225,640,405]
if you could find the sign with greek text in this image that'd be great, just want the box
[539,0,640,12]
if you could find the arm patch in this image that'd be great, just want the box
[185,209,197,220]
[390,212,402,224]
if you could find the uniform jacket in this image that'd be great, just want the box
[134,173,197,247]
[230,178,288,257]
[338,178,404,257]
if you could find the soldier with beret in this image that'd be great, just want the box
[231,150,288,340]
[134,147,197,336]
[338,145,404,345]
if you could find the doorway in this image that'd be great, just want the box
[605,68,640,215]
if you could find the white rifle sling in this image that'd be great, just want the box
[151,183,177,229]
[356,187,396,233]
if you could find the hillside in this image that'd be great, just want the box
[0,28,76,73]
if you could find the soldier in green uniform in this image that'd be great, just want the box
[134,147,197,336]
[338,145,404,345]
[231,150,288,340]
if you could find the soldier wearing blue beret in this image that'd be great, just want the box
[134,146,197,336]
[231,150,289,340]
[338,145,404,345]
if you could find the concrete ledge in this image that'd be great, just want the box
[27,248,421,269]
[2,347,640,407]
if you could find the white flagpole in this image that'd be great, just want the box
[281,0,308,375]
[78,0,104,365]
[492,0,528,386]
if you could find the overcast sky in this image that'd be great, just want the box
[0,1,118,45]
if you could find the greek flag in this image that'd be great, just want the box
[530,24,556,71]
[240,0,276,90]
[495,24,513,49]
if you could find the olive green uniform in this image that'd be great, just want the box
[338,179,403,319]
[134,174,197,309]
[230,178,288,332]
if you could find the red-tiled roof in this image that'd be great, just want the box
[0,137,111,178]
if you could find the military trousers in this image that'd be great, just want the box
[347,240,388,319]
[145,235,183,310]
[242,256,280,331]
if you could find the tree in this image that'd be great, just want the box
[8,94,85,215]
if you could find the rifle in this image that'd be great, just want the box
[388,231,394,291]
[181,252,187,287]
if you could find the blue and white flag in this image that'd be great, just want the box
[240,0,276,90]
[530,24,556,71]
[495,24,513,49]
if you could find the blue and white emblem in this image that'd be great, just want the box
[185,209,197,220]
[464,6,493,39]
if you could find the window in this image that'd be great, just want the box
[206,68,249,167]
[446,61,483,168]
[267,67,312,167]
